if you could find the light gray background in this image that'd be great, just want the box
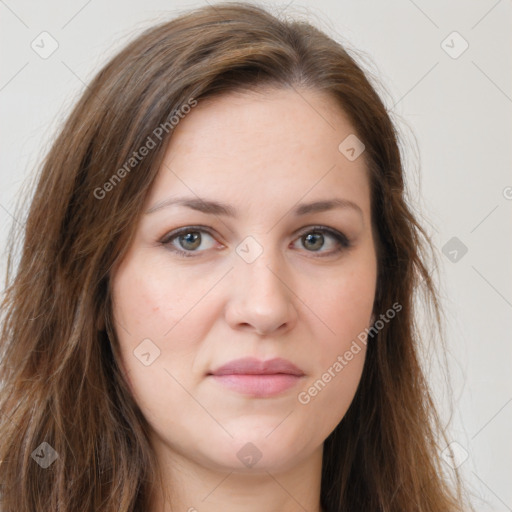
[1,1,511,510]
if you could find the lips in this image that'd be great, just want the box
[210,357,305,376]
[208,357,305,397]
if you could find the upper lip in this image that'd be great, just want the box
[209,357,305,376]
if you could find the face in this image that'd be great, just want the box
[110,87,378,475]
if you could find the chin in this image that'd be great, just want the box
[199,430,315,474]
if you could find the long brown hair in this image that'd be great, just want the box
[0,3,470,510]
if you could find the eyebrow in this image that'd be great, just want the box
[145,196,363,218]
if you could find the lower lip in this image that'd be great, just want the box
[210,374,303,397]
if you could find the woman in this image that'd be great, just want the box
[0,2,470,511]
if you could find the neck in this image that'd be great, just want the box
[148,443,324,512]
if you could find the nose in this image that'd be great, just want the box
[224,243,298,336]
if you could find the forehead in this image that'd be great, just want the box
[145,87,371,219]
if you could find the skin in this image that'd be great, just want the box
[110,87,378,512]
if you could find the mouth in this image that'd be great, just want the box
[207,357,305,398]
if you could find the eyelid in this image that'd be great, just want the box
[159,225,221,256]
[159,225,218,245]
[293,225,350,245]
[160,224,351,257]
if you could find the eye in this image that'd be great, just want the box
[160,225,351,258]
[160,226,219,257]
[291,226,351,257]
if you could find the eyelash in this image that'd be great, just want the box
[160,225,351,259]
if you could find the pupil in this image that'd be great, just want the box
[181,232,200,250]
[304,232,323,251]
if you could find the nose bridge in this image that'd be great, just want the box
[236,234,286,298]
[247,247,280,290]
[226,233,296,335]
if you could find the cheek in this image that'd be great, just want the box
[296,252,376,414]
[110,256,213,389]
[111,254,220,342]
[311,254,377,355]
